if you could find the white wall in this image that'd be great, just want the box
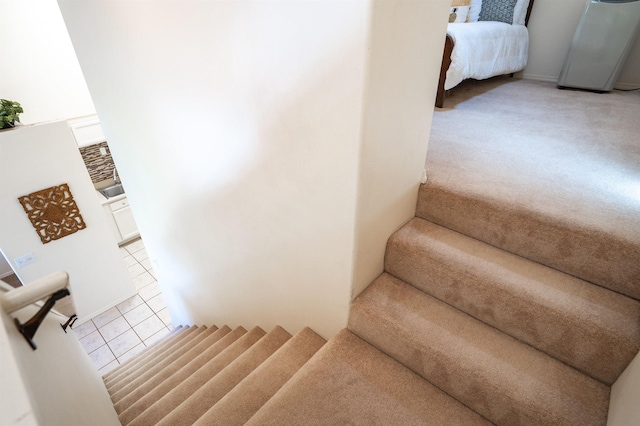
[0,122,136,321]
[58,0,449,339]
[0,0,96,125]
[1,291,119,425]
[608,350,640,426]
[525,0,640,88]
[352,0,450,296]
[0,255,13,279]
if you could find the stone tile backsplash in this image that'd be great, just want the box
[79,141,115,184]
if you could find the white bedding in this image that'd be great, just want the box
[445,21,529,91]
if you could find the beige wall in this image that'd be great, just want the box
[58,0,449,339]
[525,0,640,88]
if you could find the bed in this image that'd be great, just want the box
[436,0,535,108]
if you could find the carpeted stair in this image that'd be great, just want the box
[102,81,639,424]
[104,194,639,425]
[104,187,640,425]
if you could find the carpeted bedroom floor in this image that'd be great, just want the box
[429,76,640,257]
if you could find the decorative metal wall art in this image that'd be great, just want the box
[18,183,87,244]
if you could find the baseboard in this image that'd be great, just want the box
[0,271,14,279]
[522,73,640,91]
[521,73,558,83]
[614,81,640,91]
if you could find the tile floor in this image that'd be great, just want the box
[72,238,173,375]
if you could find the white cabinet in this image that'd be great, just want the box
[102,196,140,244]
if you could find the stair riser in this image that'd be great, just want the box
[156,327,293,426]
[385,219,640,385]
[110,326,224,404]
[349,275,610,425]
[416,184,640,300]
[105,326,190,385]
[109,326,211,398]
[116,327,246,421]
[193,328,326,425]
[103,326,183,383]
[126,327,266,426]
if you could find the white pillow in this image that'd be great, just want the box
[450,6,470,23]
[513,0,531,25]
[467,0,482,22]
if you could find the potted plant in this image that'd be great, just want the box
[0,99,24,129]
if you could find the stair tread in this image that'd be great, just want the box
[157,326,293,426]
[110,325,223,404]
[349,273,610,425]
[104,325,191,385]
[386,217,640,384]
[106,326,201,389]
[117,326,245,422]
[193,327,326,426]
[109,326,213,398]
[416,182,640,300]
[126,326,266,426]
[246,329,491,426]
[103,325,184,382]
[113,325,232,413]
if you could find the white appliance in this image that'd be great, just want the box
[558,0,640,91]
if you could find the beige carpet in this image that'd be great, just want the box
[421,76,640,298]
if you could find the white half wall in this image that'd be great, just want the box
[1,295,119,425]
[0,0,96,125]
[58,0,449,339]
[0,122,136,321]
[0,255,13,279]
[525,0,640,88]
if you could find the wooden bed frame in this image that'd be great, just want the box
[435,0,536,108]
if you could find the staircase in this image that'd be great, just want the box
[104,180,640,425]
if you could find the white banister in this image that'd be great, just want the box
[0,271,69,314]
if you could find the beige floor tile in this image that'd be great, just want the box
[138,282,161,301]
[156,308,173,327]
[132,249,149,262]
[122,255,139,268]
[140,258,153,271]
[118,342,147,363]
[108,329,142,358]
[134,315,166,341]
[73,319,97,340]
[99,359,120,376]
[132,272,156,290]
[144,327,171,347]
[89,345,115,370]
[92,307,122,329]
[127,263,146,278]
[116,294,144,314]
[99,316,130,342]
[146,293,166,313]
[123,303,154,327]
[80,330,106,353]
